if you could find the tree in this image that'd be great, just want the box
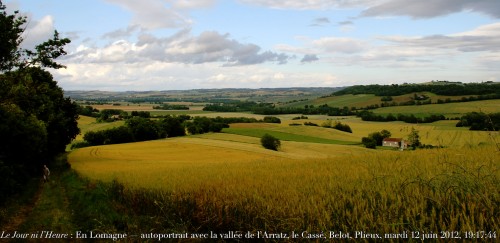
[0,1,70,71]
[380,129,391,140]
[0,1,77,204]
[407,128,421,149]
[157,116,186,138]
[332,122,353,133]
[261,134,281,151]
[361,129,391,149]
[362,137,377,149]
[126,117,159,141]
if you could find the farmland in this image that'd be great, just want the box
[61,85,500,237]
[68,134,499,234]
[67,105,499,235]
[372,99,500,117]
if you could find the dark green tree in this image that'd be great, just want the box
[157,116,186,138]
[408,128,421,149]
[0,1,77,204]
[361,137,377,149]
[261,134,281,151]
[126,117,159,141]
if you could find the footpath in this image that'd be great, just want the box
[1,167,77,242]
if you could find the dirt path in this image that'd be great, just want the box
[1,183,43,233]
[1,172,77,242]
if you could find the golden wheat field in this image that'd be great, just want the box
[68,113,499,233]
[69,134,373,190]
[68,135,499,233]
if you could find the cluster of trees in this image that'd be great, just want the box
[361,130,391,149]
[203,101,271,112]
[333,83,500,96]
[357,111,446,124]
[79,115,230,147]
[456,112,500,131]
[76,105,153,121]
[153,104,189,110]
[203,101,356,116]
[77,105,100,117]
[261,134,281,151]
[0,1,79,204]
[322,120,353,133]
[252,105,355,116]
[185,117,229,135]
[361,129,423,150]
[210,116,280,124]
[77,114,286,148]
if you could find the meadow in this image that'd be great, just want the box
[67,112,499,236]
[283,92,479,110]
[372,99,500,117]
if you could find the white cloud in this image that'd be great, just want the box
[274,21,500,73]
[172,0,216,9]
[238,0,500,18]
[381,22,500,52]
[104,0,192,30]
[54,59,346,90]
[21,15,55,49]
[362,0,500,19]
[67,29,290,66]
[237,0,379,10]
[312,37,367,54]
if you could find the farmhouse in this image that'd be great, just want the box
[382,138,408,150]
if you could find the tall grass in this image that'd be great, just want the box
[82,145,499,233]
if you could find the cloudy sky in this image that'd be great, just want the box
[6,0,500,90]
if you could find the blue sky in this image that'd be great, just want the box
[5,0,500,90]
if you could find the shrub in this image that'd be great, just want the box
[263,116,281,124]
[70,141,91,149]
[261,134,281,151]
[332,122,352,133]
[362,137,377,149]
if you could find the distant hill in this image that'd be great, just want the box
[65,87,342,103]
[332,82,499,97]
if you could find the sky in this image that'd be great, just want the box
[5,0,500,91]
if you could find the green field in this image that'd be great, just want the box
[223,124,358,145]
[283,94,379,108]
[75,116,125,141]
[372,99,500,117]
[284,92,500,116]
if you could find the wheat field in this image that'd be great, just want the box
[68,130,499,233]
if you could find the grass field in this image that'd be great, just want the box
[372,99,500,117]
[283,92,480,109]
[75,116,125,141]
[284,94,379,108]
[223,126,359,145]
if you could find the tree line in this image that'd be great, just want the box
[357,111,447,123]
[456,112,500,131]
[0,1,79,204]
[333,82,500,97]
[74,115,282,148]
[204,102,355,116]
